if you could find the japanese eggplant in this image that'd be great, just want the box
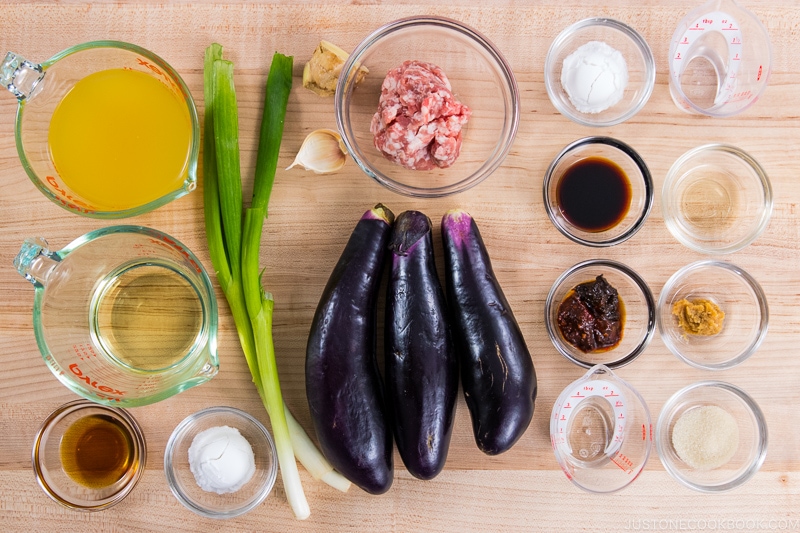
[305,204,394,494]
[441,209,536,455]
[385,211,458,480]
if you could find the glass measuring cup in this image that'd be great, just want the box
[14,226,219,407]
[550,365,651,493]
[1,41,199,217]
[669,0,772,117]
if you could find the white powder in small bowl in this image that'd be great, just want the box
[561,41,628,114]
[188,425,256,494]
[672,405,739,470]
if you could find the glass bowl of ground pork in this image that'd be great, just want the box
[657,381,768,493]
[335,16,519,198]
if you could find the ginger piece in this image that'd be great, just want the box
[302,40,368,97]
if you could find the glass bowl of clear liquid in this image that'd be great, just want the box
[14,226,219,407]
[32,399,147,511]
[662,144,772,254]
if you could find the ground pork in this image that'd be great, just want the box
[370,60,471,170]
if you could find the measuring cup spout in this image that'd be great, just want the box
[14,237,59,287]
[1,52,45,100]
[587,364,612,377]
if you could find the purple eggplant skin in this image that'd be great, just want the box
[305,204,395,495]
[441,209,537,455]
[385,211,458,480]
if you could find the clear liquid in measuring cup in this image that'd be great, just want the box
[677,31,731,110]
[91,262,204,371]
[566,396,616,465]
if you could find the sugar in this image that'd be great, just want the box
[672,405,739,470]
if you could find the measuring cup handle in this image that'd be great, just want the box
[1,51,44,100]
[14,237,59,287]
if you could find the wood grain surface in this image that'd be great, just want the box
[1,1,799,531]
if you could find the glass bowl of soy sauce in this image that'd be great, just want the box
[544,137,653,247]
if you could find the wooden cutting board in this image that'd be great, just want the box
[1,1,798,531]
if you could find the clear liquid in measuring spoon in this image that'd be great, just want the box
[669,0,772,117]
[554,379,627,466]
[567,396,616,464]
[92,262,204,371]
[672,11,743,111]
[551,365,652,492]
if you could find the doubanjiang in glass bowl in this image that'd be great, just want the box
[544,137,653,247]
[545,259,656,369]
[335,16,519,198]
[545,18,655,127]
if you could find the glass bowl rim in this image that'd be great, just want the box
[661,143,774,255]
[31,399,147,511]
[163,405,278,519]
[656,259,770,370]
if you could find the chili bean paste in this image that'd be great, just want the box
[557,275,623,353]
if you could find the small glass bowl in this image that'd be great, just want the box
[32,399,146,511]
[544,18,655,127]
[543,137,653,247]
[335,16,519,198]
[545,259,656,368]
[662,144,773,254]
[164,406,278,519]
[656,381,768,493]
[658,261,769,370]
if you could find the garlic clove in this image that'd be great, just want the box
[286,129,348,174]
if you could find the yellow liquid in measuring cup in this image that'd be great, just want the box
[48,68,192,211]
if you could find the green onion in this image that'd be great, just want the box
[211,59,243,277]
[203,44,350,521]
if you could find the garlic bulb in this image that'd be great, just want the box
[286,129,348,174]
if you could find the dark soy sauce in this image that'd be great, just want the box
[556,157,632,232]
